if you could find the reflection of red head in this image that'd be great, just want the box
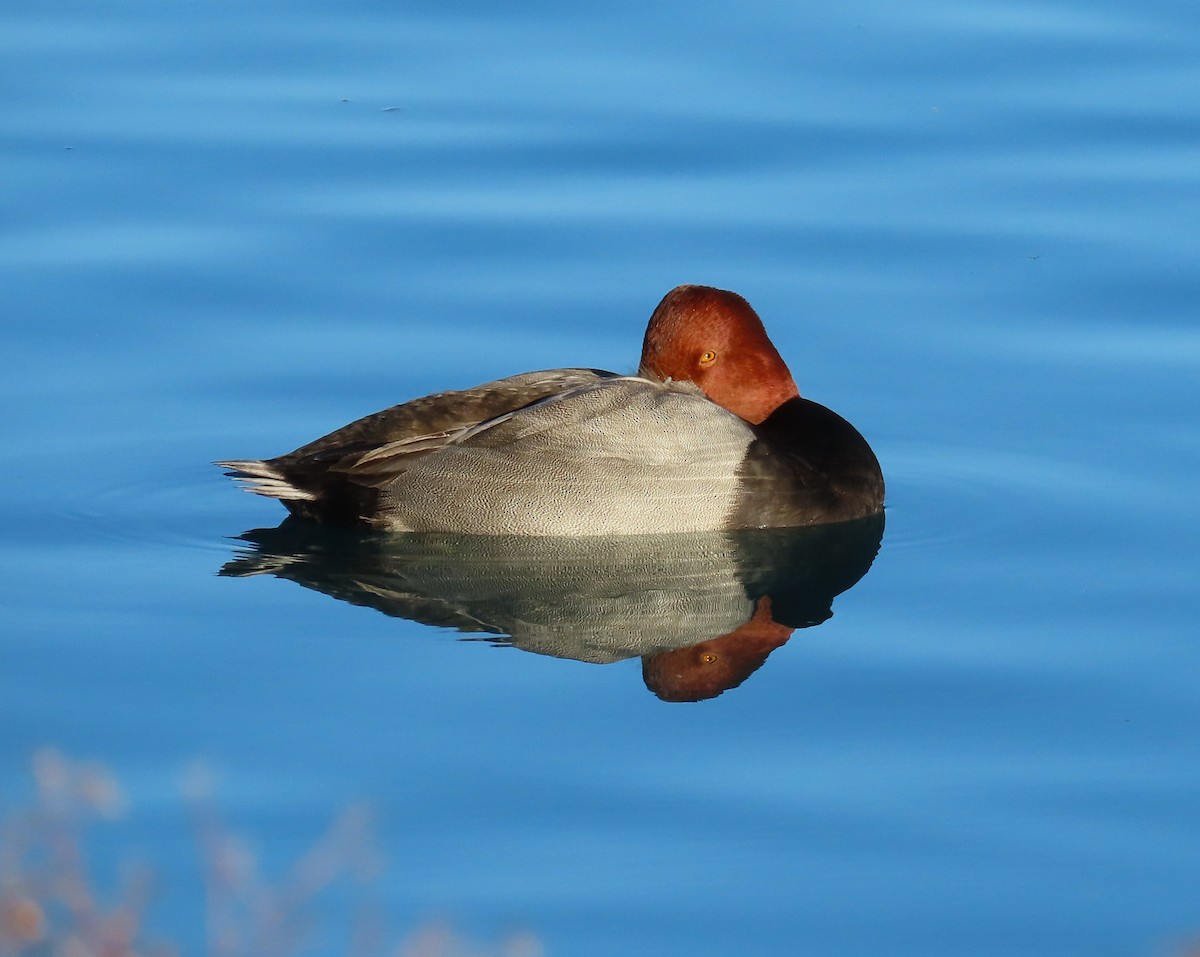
[641,597,795,702]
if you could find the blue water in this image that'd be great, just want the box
[3,0,1198,954]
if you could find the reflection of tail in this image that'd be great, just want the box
[219,552,304,578]
[216,460,314,503]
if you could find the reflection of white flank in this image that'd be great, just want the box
[219,517,885,666]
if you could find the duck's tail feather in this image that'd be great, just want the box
[216,460,316,502]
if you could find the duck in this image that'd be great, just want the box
[218,285,884,535]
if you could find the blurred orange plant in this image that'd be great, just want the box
[0,750,540,957]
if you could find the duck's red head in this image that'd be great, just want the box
[638,285,800,425]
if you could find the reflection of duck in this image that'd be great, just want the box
[220,513,884,701]
[219,286,884,535]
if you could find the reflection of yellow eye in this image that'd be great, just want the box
[699,350,717,366]
[701,653,718,664]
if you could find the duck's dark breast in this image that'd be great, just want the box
[728,396,885,529]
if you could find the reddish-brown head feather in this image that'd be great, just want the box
[638,285,799,425]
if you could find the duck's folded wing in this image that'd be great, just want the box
[373,377,760,535]
[218,369,618,516]
[280,368,618,467]
[300,372,664,485]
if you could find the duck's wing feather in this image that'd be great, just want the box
[280,368,619,467]
[218,368,618,518]
[374,376,759,535]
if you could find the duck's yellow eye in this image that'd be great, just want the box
[701,653,718,664]
[699,350,717,366]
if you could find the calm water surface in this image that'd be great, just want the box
[2,0,1198,954]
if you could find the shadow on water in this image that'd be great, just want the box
[219,513,884,702]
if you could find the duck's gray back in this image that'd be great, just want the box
[375,377,755,536]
